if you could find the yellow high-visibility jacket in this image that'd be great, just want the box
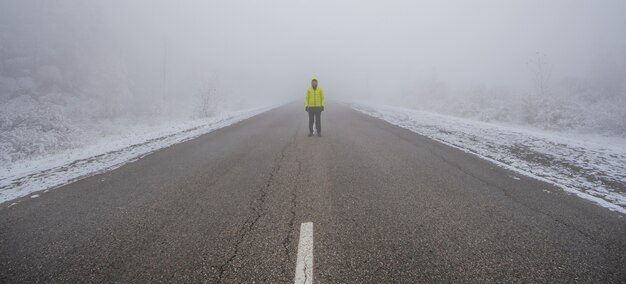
[305,87,325,107]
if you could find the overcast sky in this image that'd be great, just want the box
[178,0,626,101]
[2,0,625,105]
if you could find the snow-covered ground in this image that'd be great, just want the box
[353,103,626,214]
[0,106,276,205]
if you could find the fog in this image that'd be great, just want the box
[1,0,626,162]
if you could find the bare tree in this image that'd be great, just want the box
[197,75,219,118]
[522,52,554,124]
[527,52,553,97]
[199,86,216,118]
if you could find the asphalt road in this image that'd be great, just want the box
[1,103,625,283]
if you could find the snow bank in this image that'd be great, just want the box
[353,103,626,214]
[0,106,275,204]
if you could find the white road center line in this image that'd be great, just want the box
[294,222,314,284]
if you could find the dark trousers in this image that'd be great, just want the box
[308,107,322,134]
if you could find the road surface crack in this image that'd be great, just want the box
[215,128,298,283]
[438,154,600,244]
[375,122,601,244]
[372,121,604,250]
[280,159,301,280]
[302,260,309,284]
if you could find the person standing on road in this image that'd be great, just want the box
[305,77,325,137]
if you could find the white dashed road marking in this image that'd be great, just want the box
[294,222,314,284]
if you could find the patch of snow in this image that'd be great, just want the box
[0,106,277,204]
[353,103,626,214]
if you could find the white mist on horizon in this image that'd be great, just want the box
[1,0,625,163]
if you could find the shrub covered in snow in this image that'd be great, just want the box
[0,94,78,163]
[396,74,626,137]
[0,2,228,165]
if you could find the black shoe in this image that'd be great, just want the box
[317,132,321,137]
[308,132,313,137]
